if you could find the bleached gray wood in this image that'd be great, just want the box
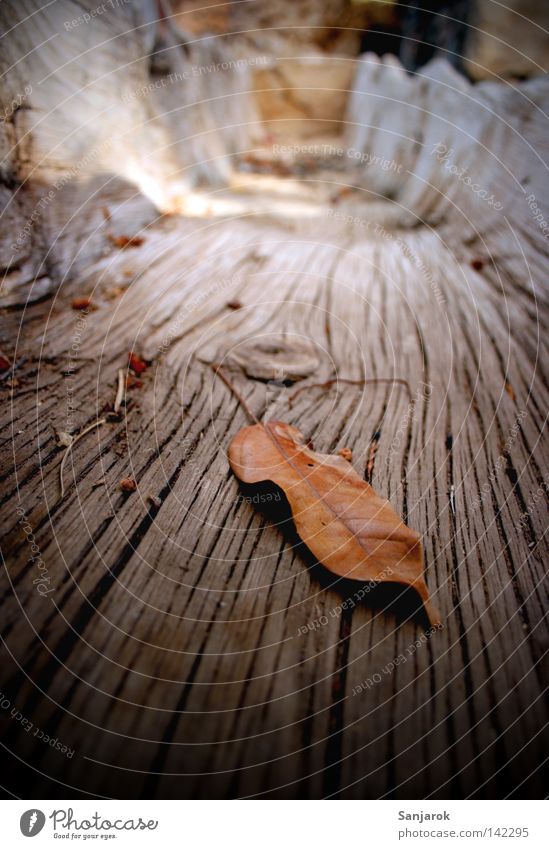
[0,5,547,799]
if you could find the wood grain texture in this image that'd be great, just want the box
[0,5,548,800]
[1,184,547,797]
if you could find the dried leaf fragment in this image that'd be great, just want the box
[56,430,74,448]
[72,296,92,310]
[505,380,516,402]
[120,477,137,493]
[128,352,147,375]
[109,234,145,249]
[229,421,440,625]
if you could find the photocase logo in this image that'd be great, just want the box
[20,810,46,837]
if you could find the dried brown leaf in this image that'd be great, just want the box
[229,421,440,624]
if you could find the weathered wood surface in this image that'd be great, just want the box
[1,3,548,801]
[1,175,548,797]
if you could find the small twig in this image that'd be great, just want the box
[1,356,27,381]
[0,348,12,368]
[288,377,412,408]
[114,368,125,414]
[210,363,260,425]
[60,418,107,498]
[450,484,456,517]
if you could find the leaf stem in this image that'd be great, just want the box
[210,363,261,425]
